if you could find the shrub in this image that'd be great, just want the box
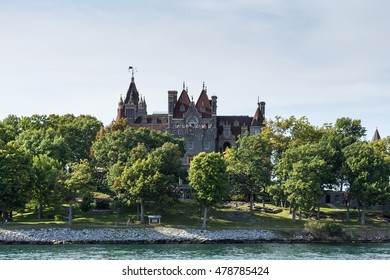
[304,220,343,239]
[54,214,62,221]
[230,194,247,201]
[326,222,343,237]
[80,194,94,212]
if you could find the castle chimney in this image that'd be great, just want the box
[211,95,218,116]
[168,90,178,116]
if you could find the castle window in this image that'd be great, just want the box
[234,120,240,127]
[205,140,210,150]
[223,129,230,138]
[188,141,194,150]
[180,104,185,112]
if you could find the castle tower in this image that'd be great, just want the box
[124,67,140,123]
[250,99,266,135]
[116,96,125,121]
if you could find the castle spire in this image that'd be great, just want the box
[125,66,139,105]
[372,128,381,141]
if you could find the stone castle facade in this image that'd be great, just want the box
[116,73,266,198]
[116,73,266,161]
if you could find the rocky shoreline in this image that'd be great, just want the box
[1,227,390,245]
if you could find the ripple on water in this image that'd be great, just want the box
[0,243,390,260]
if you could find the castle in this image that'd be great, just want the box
[116,71,266,198]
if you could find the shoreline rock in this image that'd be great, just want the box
[1,227,390,245]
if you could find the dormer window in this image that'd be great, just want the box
[234,120,240,127]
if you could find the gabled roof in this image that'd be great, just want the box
[251,105,264,126]
[195,89,212,118]
[173,89,191,118]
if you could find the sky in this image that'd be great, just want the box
[1,0,389,139]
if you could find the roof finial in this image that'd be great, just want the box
[183,81,186,90]
[203,81,205,90]
[128,66,136,80]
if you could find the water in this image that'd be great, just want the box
[1,243,390,260]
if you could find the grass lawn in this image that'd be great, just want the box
[6,200,390,230]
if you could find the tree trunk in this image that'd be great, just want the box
[360,203,366,226]
[202,206,208,229]
[346,203,350,222]
[291,203,296,222]
[136,203,140,221]
[68,202,73,225]
[140,202,145,224]
[38,201,43,221]
[249,193,254,214]
[262,187,266,207]
[316,202,320,220]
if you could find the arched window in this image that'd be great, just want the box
[223,142,231,151]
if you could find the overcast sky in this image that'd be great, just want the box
[1,0,389,139]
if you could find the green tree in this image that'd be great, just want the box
[49,114,102,161]
[0,115,21,143]
[264,116,323,207]
[118,142,183,223]
[324,118,366,192]
[15,114,102,164]
[31,154,62,220]
[63,160,95,224]
[92,127,184,195]
[92,127,184,169]
[275,142,334,221]
[15,127,69,164]
[188,152,228,228]
[343,141,390,225]
[0,142,32,216]
[225,133,272,213]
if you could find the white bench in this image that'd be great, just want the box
[148,215,161,224]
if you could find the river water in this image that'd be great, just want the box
[1,243,390,260]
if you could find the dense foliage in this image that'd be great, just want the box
[188,152,228,228]
[0,113,389,227]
